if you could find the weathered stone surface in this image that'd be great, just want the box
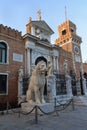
[21,102,54,113]
[26,61,46,104]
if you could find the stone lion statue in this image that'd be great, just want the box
[26,60,47,104]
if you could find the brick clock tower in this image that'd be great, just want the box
[55,20,82,78]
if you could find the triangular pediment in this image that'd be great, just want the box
[31,20,54,35]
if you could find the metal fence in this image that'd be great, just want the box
[54,74,67,95]
[71,76,77,96]
[22,74,30,95]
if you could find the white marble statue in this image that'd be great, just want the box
[26,60,47,104]
[18,66,23,82]
[18,66,24,104]
[47,60,53,77]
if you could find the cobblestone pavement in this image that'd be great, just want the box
[0,105,87,130]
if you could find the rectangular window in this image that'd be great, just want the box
[0,74,7,94]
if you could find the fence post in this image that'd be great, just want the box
[6,101,9,114]
[71,98,75,111]
[35,105,38,124]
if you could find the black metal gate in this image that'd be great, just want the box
[55,74,66,95]
[22,74,30,95]
[71,76,77,96]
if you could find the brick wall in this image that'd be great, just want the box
[58,48,73,74]
[83,63,87,73]
[0,24,25,106]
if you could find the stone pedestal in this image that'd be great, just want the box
[47,75,56,102]
[18,95,26,104]
[76,81,81,95]
[66,75,73,97]
[82,77,87,95]
[21,102,54,113]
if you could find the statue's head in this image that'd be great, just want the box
[36,60,47,74]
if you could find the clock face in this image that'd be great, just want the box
[74,46,79,54]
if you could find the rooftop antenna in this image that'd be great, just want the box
[65,6,68,73]
[37,9,41,21]
[65,6,68,21]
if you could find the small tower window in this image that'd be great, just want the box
[62,29,66,35]
[71,29,74,33]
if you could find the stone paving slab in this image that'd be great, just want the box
[0,105,87,130]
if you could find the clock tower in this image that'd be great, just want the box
[55,20,82,78]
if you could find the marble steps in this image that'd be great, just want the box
[73,96,87,106]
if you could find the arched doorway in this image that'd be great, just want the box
[35,56,47,95]
[35,56,47,65]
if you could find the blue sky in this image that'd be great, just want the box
[0,0,87,62]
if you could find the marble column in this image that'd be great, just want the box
[31,26,35,35]
[53,56,56,70]
[56,56,59,72]
[66,74,73,97]
[82,77,87,95]
[27,48,31,75]
[76,80,81,95]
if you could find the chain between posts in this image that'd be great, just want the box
[0,98,74,124]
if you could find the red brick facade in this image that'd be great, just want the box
[58,47,73,74]
[0,20,84,106]
[83,63,87,73]
[0,24,25,106]
[55,20,82,78]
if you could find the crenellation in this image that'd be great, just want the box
[0,24,22,39]
[16,31,22,39]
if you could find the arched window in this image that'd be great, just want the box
[0,42,7,63]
